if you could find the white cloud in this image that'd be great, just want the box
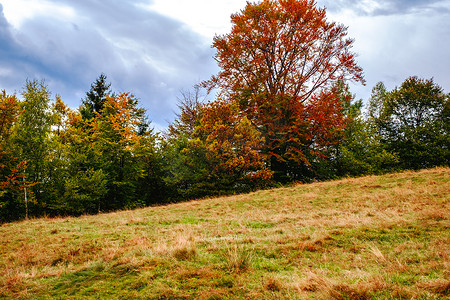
[143,0,248,40]
[356,0,383,15]
[319,0,450,100]
[1,0,76,28]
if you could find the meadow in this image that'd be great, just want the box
[1,168,449,299]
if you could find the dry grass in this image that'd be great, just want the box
[0,167,449,299]
[224,243,253,274]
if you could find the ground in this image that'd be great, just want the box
[1,168,449,299]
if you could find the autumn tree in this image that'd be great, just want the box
[196,100,272,190]
[163,99,272,200]
[0,94,22,194]
[0,91,20,146]
[161,87,206,199]
[91,93,148,210]
[167,85,206,138]
[204,0,364,182]
[0,91,33,222]
[65,91,163,213]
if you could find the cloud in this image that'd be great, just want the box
[317,0,450,101]
[370,0,450,16]
[320,0,450,16]
[0,4,36,91]
[0,0,217,129]
[148,0,249,39]
[1,0,449,130]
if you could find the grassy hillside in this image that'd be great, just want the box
[1,168,449,299]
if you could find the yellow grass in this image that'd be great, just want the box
[0,167,449,299]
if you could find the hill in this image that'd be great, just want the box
[1,168,449,299]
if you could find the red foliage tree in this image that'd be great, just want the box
[0,92,25,191]
[204,0,364,181]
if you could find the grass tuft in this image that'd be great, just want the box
[224,243,253,273]
[264,276,283,292]
[329,284,371,300]
[416,280,450,296]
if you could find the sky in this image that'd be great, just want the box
[1,0,449,130]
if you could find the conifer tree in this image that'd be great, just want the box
[80,74,112,120]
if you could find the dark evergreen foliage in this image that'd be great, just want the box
[80,74,112,120]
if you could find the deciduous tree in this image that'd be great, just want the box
[163,99,272,199]
[0,91,35,221]
[89,93,158,210]
[0,91,24,196]
[195,100,272,191]
[204,0,364,181]
[375,77,449,169]
[12,80,53,216]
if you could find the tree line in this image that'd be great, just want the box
[1,0,449,223]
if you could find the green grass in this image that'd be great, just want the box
[1,168,449,299]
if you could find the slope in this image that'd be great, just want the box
[1,168,449,299]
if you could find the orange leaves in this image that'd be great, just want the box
[206,0,364,103]
[87,93,144,150]
[305,90,346,144]
[0,91,21,142]
[194,101,272,183]
[64,92,146,169]
[0,91,29,193]
[0,159,34,192]
[103,94,139,142]
[67,110,82,127]
[202,0,365,180]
